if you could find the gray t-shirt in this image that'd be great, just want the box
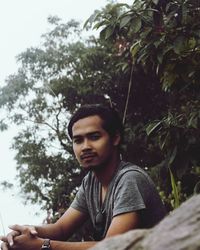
[71,161,166,240]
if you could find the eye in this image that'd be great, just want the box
[89,134,101,141]
[73,137,83,144]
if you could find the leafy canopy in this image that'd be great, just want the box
[0,0,200,215]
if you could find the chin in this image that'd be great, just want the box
[82,164,97,171]
[82,161,101,171]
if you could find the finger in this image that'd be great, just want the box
[29,226,38,236]
[30,230,37,236]
[0,236,8,242]
[7,231,20,247]
[8,225,23,232]
[1,242,9,250]
[9,225,37,236]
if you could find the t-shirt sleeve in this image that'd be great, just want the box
[113,170,149,217]
[70,177,89,215]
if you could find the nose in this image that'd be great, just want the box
[82,138,92,151]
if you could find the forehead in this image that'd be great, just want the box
[72,115,105,137]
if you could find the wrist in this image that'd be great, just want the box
[41,239,52,250]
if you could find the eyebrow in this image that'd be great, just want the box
[72,131,101,139]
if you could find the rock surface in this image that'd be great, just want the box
[91,194,200,250]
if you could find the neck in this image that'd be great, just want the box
[93,153,120,188]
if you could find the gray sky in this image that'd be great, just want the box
[0,0,132,236]
[0,0,111,84]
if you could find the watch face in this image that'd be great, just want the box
[41,239,51,249]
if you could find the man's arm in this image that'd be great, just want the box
[106,211,140,237]
[1,210,140,250]
[35,207,89,240]
[1,233,97,250]
[0,207,88,249]
[50,211,139,249]
[0,210,140,250]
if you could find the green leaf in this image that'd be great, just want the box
[146,121,162,136]
[115,3,130,9]
[159,132,169,150]
[173,36,186,54]
[162,72,177,90]
[130,40,141,57]
[188,114,198,128]
[132,17,142,33]
[194,181,200,194]
[99,27,107,40]
[169,168,180,208]
[140,27,152,39]
[162,45,173,56]
[152,0,159,4]
[194,29,200,38]
[154,40,162,48]
[83,10,101,29]
[188,37,196,49]
[0,120,8,131]
[169,147,177,165]
[121,62,129,72]
[105,26,115,40]
[157,51,163,64]
[93,20,108,30]
[120,15,132,29]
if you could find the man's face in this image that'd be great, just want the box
[72,115,119,171]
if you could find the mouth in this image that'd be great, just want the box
[80,153,97,161]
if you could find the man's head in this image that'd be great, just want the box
[68,104,124,171]
[68,104,123,142]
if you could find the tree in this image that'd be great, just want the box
[0,16,94,215]
[0,14,132,218]
[85,0,200,209]
[0,0,200,218]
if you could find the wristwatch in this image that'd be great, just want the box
[41,239,52,249]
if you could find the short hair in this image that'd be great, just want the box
[68,104,124,141]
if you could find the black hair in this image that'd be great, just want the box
[68,104,124,142]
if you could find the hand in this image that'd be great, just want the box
[0,230,20,250]
[0,241,9,250]
[8,231,42,250]
[1,225,41,250]
[0,224,38,249]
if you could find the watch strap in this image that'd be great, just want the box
[41,239,51,249]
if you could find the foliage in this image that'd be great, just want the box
[168,168,180,209]
[0,0,200,217]
[0,15,132,216]
[87,0,200,209]
[0,17,91,214]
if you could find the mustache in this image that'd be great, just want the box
[80,152,97,160]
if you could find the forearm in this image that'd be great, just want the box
[35,207,89,241]
[35,224,64,240]
[10,236,97,250]
[50,240,97,250]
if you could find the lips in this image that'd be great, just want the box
[80,153,97,161]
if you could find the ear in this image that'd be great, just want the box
[113,133,121,146]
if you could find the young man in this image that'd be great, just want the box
[0,104,166,250]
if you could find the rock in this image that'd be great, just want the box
[91,194,200,250]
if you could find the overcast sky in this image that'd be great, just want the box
[0,0,132,236]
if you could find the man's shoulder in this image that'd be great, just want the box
[117,161,152,182]
[82,171,96,188]
[119,161,145,174]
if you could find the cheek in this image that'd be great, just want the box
[98,140,113,154]
[73,145,80,159]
